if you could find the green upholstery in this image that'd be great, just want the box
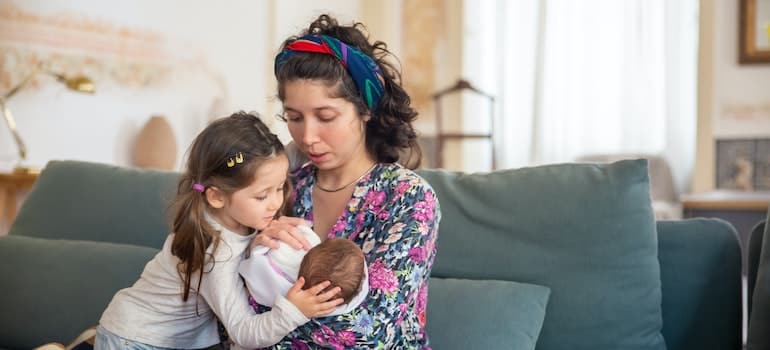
[418,160,665,350]
[0,160,744,349]
[0,235,158,350]
[426,278,550,350]
[748,210,770,350]
[657,219,742,350]
[10,160,179,249]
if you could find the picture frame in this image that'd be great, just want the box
[739,0,770,64]
[716,138,770,190]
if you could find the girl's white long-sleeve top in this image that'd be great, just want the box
[99,218,308,349]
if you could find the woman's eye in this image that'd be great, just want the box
[284,113,302,122]
[255,195,267,201]
[318,114,337,122]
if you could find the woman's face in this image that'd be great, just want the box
[282,79,370,171]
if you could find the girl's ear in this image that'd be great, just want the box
[204,186,226,209]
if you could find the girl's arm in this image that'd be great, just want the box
[199,262,341,348]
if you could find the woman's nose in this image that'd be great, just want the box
[301,120,320,146]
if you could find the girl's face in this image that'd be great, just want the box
[209,155,289,235]
[282,79,370,171]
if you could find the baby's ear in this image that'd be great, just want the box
[204,186,226,208]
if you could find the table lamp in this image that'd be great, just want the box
[0,66,94,174]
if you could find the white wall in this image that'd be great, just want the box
[0,0,361,171]
[693,0,770,192]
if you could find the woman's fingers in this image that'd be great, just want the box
[276,216,310,226]
[265,219,312,250]
[249,234,279,250]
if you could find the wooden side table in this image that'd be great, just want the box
[682,190,770,274]
[0,172,39,235]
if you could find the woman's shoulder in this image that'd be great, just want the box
[373,163,436,195]
[291,162,316,185]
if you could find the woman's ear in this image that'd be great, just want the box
[362,114,371,122]
[204,186,226,209]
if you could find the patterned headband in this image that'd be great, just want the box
[274,34,385,112]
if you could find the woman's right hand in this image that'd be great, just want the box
[286,277,344,318]
[250,216,313,251]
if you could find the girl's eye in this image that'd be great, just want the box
[255,195,267,201]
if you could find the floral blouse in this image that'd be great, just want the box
[250,162,440,349]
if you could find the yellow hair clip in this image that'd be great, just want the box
[226,152,244,168]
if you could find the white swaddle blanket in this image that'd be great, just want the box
[238,225,369,316]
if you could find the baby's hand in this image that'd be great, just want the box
[286,277,344,318]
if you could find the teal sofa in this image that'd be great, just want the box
[0,160,743,350]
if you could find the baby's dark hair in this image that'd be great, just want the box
[275,14,421,169]
[170,111,289,301]
[298,238,366,304]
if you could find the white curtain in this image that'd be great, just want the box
[462,0,698,193]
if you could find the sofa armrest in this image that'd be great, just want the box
[0,235,158,349]
[657,218,742,350]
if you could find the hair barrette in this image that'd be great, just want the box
[227,152,245,168]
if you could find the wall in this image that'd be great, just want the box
[694,0,770,192]
[0,0,361,172]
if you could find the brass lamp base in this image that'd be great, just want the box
[13,165,41,175]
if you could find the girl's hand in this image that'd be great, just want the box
[250,216,313,251]
[285,277,344,318]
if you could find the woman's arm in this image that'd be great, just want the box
[361,179,440,336]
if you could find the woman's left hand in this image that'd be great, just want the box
[249,216,313,251]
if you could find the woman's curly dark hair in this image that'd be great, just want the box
[275,14,421,169]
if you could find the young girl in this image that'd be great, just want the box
[96,112,343,350]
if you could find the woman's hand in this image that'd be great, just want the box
[286,277,344,318]
[250,216,313,251]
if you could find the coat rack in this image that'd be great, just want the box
[432,79,496,169]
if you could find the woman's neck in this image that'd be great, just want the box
[316,156,377,191]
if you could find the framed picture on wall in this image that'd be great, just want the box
[716,138,770,190]
[739,0,770,64]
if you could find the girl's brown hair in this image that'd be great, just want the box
[275,14,422,169]
[170,111,288,301]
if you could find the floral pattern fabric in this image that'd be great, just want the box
[250,162,440,349]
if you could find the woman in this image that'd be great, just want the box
[250,14,441,349]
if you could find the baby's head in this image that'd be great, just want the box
[298,238,366,304]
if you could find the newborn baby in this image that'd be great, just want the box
[238,225,368,315]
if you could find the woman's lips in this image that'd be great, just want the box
[308,152,328,163]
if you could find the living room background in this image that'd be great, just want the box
[1,0,769,195]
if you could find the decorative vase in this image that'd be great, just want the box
[132,115,177,170]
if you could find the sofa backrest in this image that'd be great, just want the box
[418,160,667,350]
[10,160,179,249]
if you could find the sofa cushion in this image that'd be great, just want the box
[0,235,158,350]
[426,278,549,350]
[657,218,742,350]
[10,160,179,249]
[748,210,770,349]
[418,159,665,350]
